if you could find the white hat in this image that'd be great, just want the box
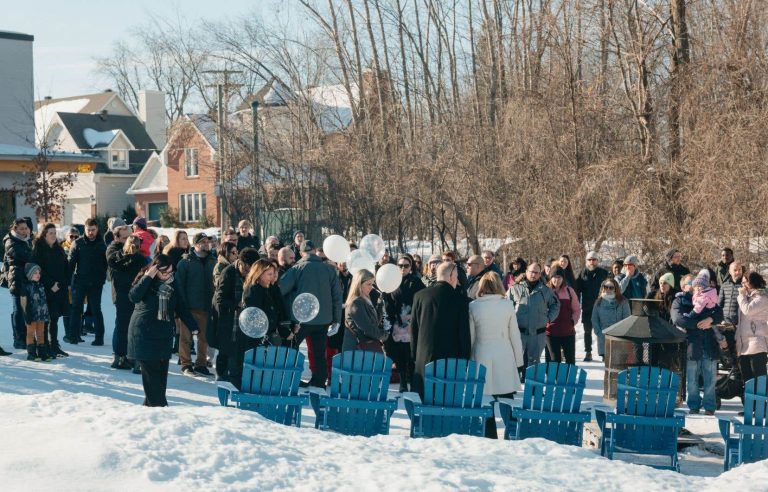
[586,251,599,260]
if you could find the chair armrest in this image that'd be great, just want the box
[594,407,611,431]
[512,408,591,424]
[674,410,687,419]
[606,413,685,428]
[309,391,324,415]
[217,382,239,407]
[402,393,422,417]
[718,416,732,441]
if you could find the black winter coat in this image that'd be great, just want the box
[411,281,471,396]
[4,232,32,296]
[69,236,108,287]
[108,250,148,303]
[383,273,425,327]
[236,233,260,252]
[127,275,197,361]
[575,267,609,315]
[166,247,188,269]
[209,263,247,355]
[31,240,70,318]
[718,278,740,325]
[242,282,289,347]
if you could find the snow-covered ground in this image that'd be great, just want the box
[0,283,764,490]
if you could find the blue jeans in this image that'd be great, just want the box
[686,357,717,412]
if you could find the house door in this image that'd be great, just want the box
[147,202,168,222]
[0,190,16,227]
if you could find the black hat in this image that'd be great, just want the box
[193,232,209,244]
[300,240,316,252]
[552,267,567,278]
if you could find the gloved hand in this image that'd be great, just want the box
[327,323,340,336]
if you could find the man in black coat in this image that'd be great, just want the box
[410,261,471,396]
[575,251,609,362]
[68,218,108,346]
[649,248,690,297]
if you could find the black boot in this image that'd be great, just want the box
[117,357,133,370]
[398,371,409,393]
[27,344,37,361]
[0,345,11,356]
[51,342,69,357]
[91,338,104,346]
[110,355,120,368]
[37,344,51,362]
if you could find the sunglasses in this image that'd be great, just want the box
[69,235,79,239]
[397,263,411,269]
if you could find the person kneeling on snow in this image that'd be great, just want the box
[21,263,52,361]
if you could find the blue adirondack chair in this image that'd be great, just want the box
[719,375,768,470]
[497,362,590,445]
[217,346,308,427]
[309,350,398,436]
[403,358,493,438]
[595,366,685,471]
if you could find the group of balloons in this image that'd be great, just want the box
[240,233,403,339]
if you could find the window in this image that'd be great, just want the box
[184,148,199,177]
[110,149,128,170]
[178,193,206,222]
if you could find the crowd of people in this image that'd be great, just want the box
[1,219,765,430]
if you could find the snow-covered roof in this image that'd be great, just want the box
[82,128,118,148]
[127,151,167,195]
[0,143,100,162]
[304,83,357,133]
[34,98,90,143]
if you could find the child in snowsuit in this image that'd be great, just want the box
[21,263,51,361]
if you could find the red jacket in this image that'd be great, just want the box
[133,229,155,258]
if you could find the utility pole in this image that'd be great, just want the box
[251,100,260,240]
[203,69,242,235]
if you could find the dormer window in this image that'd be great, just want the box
[185,148,199,177]
[110,149,128,170]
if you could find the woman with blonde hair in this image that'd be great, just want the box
[469,271,524,438]
[236,219,260,252]
[153,234,170,258]
[242,259,289,347]
[343,269,387,353]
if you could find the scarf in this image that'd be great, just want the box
[156,275,175,321]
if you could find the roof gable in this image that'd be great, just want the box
[56,112,157,152]
[127,152,167,195]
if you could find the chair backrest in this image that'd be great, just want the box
[616,366,679,418]
[523,362,587,413]
[241,346,305,397]
[423,358,486,409]
[741,376,768,463]
[329,350,392,402]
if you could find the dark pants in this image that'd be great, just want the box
[12,295,25,346]
[546,335,576,365]
[140,359,170,407]
[44,315,61,346]
[69,283,105,342]
[385,338,413,386]
[739,352,768,400]
[582,316,593,354]
[216,353,229,381]
[296,323,329,387]
[485,392,516,439]
[112,293,134,357]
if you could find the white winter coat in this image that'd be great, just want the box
[469,294,524,395]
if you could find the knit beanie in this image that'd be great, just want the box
[25,263,41,280]
[692,273,709,290]
[659,272,675,288]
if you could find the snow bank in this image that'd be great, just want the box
[0,390,742,492]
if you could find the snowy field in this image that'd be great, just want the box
[0,283,766,491]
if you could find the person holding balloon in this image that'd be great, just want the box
[382,255,423,392]
[208,248,261,382]
[127,254,199,407]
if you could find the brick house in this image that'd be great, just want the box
[164,114,219,226]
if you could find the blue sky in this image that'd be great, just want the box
[4,0,297,99]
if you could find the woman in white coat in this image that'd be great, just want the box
[469,271,525,438]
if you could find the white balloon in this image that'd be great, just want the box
[347,249,376,275]
[239,307,269,338]
[376,263,402,294]
[360,234,386,261]
[292,293,320,323]
[323,235,350,263]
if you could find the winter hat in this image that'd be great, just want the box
[193,232,209,244]
[294,230,305,239]
[692,274,709,289]
[552,267,567,278]
[665,249,679,262]
[25,263,41,280]
[110,217,126,231]
[624,255,640,266]
[586,251,599,261]
[697,268,711,280]
[659,272,675,288]
[132,216,147,230]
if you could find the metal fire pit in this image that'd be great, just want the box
[603,299,688,405]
